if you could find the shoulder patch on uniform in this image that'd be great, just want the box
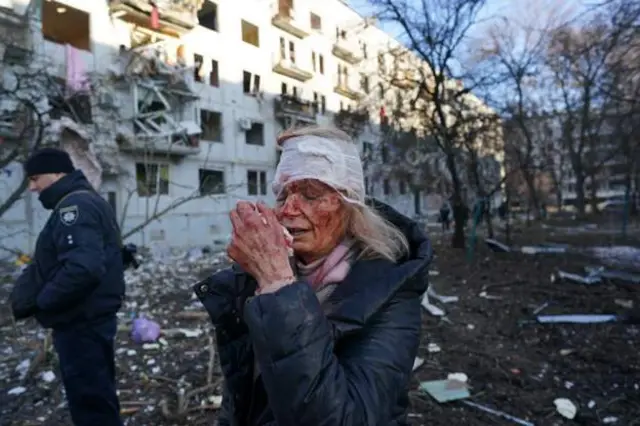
[59,205,79,226]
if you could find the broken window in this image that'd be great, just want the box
[199,169,225,195]
[134,100,166,134]
[194,54,204,82]
[245,122,264,145]
[362,141,373,160]
[198,1,218,32]
[42,1,91,51]
[279,37,286,60]
[209,59,219,86]
[361,74,370,93]
[311,52,316,71]
[399,180,407,194]
[320,95,326,114]
[242,71,261,94]
[247,170,267,196]
[48,78,92,124]
[135,163,169,197]
[281,82,288,94]
[381,145,389,163]
[319,54,324,74]
[310,12,322,30]
[289,41,296,64]
[200,109,222,142]
[241,20,260,47]
[361,42,368,59]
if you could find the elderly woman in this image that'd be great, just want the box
[194,126,432,426]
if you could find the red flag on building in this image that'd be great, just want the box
[150,2,159,29]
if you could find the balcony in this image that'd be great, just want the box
[334,108,369,136]
[271,7,309,39]
[331,38,362,65]
[108,0,202,36]
[118,120,202,156]
[390,70,418,90]
[334,82,362,101]
[272,55,313,82]
[274,95,316,125]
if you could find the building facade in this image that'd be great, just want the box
[1,0,499,252]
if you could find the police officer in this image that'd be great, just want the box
[20,148,125,426]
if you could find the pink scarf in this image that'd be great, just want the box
[297,241,355,290]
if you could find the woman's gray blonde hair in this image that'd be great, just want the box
[277,126,410,263]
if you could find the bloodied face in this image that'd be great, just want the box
[275,179,347,264]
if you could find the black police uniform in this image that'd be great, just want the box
[27,169,125,426]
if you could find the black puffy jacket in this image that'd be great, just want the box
[11,170,125,329]
[194,201,432,426]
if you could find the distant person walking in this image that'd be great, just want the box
[439,201,451,231]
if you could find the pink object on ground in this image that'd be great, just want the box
[131,316,161,343]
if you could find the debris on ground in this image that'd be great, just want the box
[420,377,470,403]
[461,401,535,426]
[536,314,619,324]
[2,225,639,425]
[521,245,568,254]
[554,397,578,419]
[0,247,227,425]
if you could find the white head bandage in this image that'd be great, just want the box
[272,135,365,205]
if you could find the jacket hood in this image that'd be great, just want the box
[39,169,94,210]
[366,198,433,265]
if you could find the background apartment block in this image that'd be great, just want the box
[0,0,500,251]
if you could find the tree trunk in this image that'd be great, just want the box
[574,172,587,216]
[446,153,466,249]
[588,175,599,214]
[504,186,512,245]
[522,171,541,220]
[484,200,494,238]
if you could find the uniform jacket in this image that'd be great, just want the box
[22,170,125,329]
[194,200,432,426]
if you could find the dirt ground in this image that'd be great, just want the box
[1,220,639,425]
[408,231,639,426]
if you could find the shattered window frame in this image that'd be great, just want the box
[198,169,225,195]
[383,178,391,196]
[198,1,219,32]
[245,122,264,146]
[199,109,222,142]
[209,59,219,87]
[194,54,204,82]
[135,162,170,197]
[247,170,267,196]
[47,78,93,125]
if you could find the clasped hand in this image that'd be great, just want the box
[227,201,294,290]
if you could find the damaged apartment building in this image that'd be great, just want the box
[1,0,501,251]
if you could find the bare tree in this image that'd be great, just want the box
[544,3,639,215]
[368,0,501,248]
[117,148,244,242]
[481,0,575,218]
[0,66,48,218]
